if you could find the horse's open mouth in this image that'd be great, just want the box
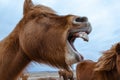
[65,30,90,65]
[67,22,92,51]
[67,31,89,52]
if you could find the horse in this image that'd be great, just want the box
[0,0,92,80]
[76,42,120,80]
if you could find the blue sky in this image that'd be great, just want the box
[0,0,120,72]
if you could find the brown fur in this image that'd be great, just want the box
[116,43,120,76]
[76,42,120,80]
[58,69,74,80]
[0,0,91,80]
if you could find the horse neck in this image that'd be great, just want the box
[1,50,30,80]
[0,21,31,80]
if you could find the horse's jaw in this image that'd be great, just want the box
[65,41,83,66]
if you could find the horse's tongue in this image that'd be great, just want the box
[76,32,89,42]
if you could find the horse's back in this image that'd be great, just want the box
[76,60,95,80]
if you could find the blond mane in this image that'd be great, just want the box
[95,44,117,71]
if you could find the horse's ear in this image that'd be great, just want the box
[116,43,120,55]
[23,0,34,15]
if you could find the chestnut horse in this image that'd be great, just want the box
[76,42,120,80]
[0,0,92,80]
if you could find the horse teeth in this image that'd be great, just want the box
[78,32,89,42]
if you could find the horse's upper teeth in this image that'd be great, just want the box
[78,32,89,42]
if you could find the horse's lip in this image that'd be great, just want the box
[70,22,92,34]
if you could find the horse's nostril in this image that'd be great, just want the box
[74,17,88,23]
[75,17,83,22]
